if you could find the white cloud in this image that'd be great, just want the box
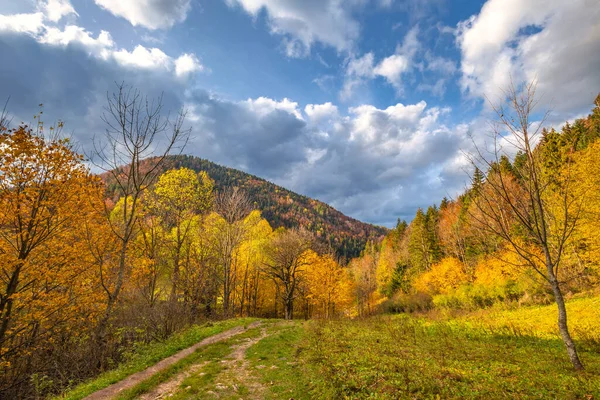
[342,26,420,98]
[113,45,171,69]
[243,97,303,120]
[39,0,77,22]
[41,25,114,57]
[0,12,45,35]
[175,53,204,77]
[348,101,427,143]
[373,54,409,88]
[305,102,339,125]
[425,52,456,75]
[225,0,362,56]
[0,10,205,80]
[94,0,191,30]
[457,0,600,114]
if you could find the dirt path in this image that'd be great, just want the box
[85,321,262,400]
[137,362,208,400]
[139,327,270,399]
[208,327,269,399]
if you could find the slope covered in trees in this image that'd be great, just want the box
[103,155,388,260]
[351,92,600,324]
[0,87,365,398]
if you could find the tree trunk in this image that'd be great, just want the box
[549,276,584,370]
[0,262,22,347]
[284,296,294,320]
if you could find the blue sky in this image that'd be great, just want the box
[1,0,599,226]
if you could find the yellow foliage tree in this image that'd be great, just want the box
[414,257,468,295]
[304,251,354,318]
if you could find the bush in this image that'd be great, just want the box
[381,292,433,313]
[432,280,530,310]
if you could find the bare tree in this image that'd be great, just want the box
[90,83,189,345]
[211,187,253,316]
[468,81,584,370]
[261,228,313,320]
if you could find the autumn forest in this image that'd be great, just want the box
[2,82,600,399]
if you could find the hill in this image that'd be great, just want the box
[102,154,388,260]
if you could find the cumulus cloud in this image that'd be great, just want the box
[457,0,600,115]
[305,102,339,125]
[225,0,362,57]
[41,25,114,57]
[94,0,191,30]
[39,0,77,22]
[284,101,468,223]
[373,54,410,88]
[342,26,420,98]
[0,9,205,80]
[0,27,472,225]
[0,13,45,35]
[174,53,204,77]
[113,45,171,69]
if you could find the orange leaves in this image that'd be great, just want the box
[0,124,106,367]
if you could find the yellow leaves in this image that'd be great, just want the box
[414,257,468,295]
[152,168,214,221]
[304,252,354,317]
[473,251,527,288]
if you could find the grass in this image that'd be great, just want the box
[55,318,256,400]
[245,321,313,400]
[59,297,600,399]
[298,316,600,399]
[244,298,600,399]
[455,296,600,346]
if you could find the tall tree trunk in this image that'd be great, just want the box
[549,273,584,370]
[170,226,182,303]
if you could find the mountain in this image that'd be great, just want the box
[102,155,388,260]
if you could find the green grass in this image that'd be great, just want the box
[55,318,256,400]
[55,298,600,399]
[298,316,600,399]
[245,321,313,400]
[456,296,600,346]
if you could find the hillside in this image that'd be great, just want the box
[102,154,388,260]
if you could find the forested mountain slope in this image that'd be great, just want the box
[102,154,388,260]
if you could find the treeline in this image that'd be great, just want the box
[0,87,354,398]
[351,93,600,315]
[104,155,388,261]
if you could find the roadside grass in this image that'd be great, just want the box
[454,296,600,349]
[56,297,600,400]
[55,318,256,400]
[300,315,600,399]
[117,325,265,400]
[245,321,314,400]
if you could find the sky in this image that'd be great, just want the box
[0,0,599,227]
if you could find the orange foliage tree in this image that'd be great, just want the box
[0,123,104,383]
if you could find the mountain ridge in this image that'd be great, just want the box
[102,154,388,260]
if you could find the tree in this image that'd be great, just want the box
[151,168,213,301]
[211,187,253,316]
[90,83,189,346]
[348,242,379,317]
[408,208,437,271]
[468,81,584,370]
[304,251,353,318]
[0,122,103,383]
[261,229,313,319]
